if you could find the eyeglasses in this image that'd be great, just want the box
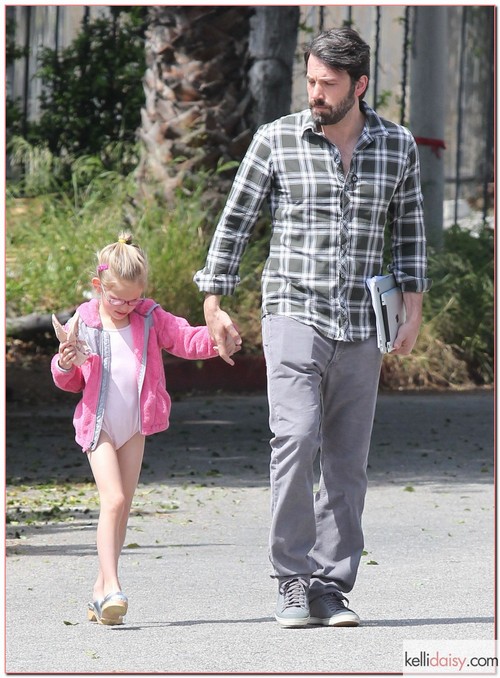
[101,286,144,307]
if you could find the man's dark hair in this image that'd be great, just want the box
[304,27,371,99]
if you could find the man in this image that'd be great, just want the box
[194,27,431,628]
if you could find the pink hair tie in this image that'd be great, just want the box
[97,264,108,272]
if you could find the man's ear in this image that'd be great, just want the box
[355,75,369,98]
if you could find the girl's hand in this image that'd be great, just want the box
[224,333,243,358]
[58,341,77,370]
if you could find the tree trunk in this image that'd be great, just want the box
[136,6,253,204]
[136,6,300,207]
[6,310,73,339]
[248,7,300,128]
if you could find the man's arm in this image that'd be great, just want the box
[392,291,423,355]
[388,135,430,294]
[194,125,273,365]
[388,134,431,356]
[203,294,242,366]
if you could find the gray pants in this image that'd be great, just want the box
[262,314,383,599]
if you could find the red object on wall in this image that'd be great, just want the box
[414,136,446,158]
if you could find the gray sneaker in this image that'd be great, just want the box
[275,578,310,628]
[309,592,360,627]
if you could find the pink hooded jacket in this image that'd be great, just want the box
[51,298,218,452]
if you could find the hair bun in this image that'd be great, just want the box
[118,232,133,245]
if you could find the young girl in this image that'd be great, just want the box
[51,232,239,625]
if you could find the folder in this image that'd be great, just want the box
[366,274,406,353]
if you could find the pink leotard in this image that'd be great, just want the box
[101,325,140,449]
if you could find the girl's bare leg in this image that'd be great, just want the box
[88,431,145,601]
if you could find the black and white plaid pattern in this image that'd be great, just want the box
[194,102,431,342]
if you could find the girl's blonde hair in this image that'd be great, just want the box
[96,232,148,289]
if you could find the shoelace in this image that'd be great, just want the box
[322,592,348,612]
[282,579,308,609]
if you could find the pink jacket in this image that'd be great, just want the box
[51,298,217,452]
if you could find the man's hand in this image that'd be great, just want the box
[391,292,423,356]
[204,294,242,366]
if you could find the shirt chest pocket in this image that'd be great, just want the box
[353,181,395,226]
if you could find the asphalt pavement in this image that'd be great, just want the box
[5,389,495,674]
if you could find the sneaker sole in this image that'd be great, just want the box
[275,614,310,628]
[309,614,360,627]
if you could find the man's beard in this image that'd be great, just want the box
[310,83,357,126]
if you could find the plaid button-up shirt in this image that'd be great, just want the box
[194,103,431,342]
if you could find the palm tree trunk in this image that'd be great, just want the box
[136,6,300,207]
[137,6,253,202]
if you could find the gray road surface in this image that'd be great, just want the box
[6,390,495,674]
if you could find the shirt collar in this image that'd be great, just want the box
[359,100,390,140]
[301,109,321,136]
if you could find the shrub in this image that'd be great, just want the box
[423,225,494,384]
[12,8,146,174]
[8,135,140,199]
